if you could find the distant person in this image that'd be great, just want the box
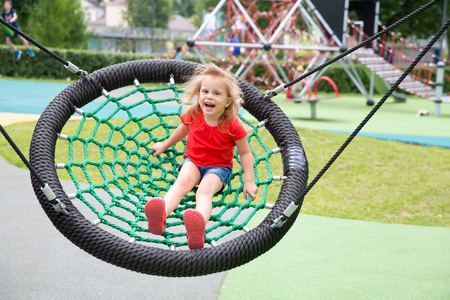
[203,6,216,37]
[174,46,183,60]
[234,15,247,42]
[229,25,242,64]
[1,0,35,61]
[347,17,357,48]
[174,44,188,60]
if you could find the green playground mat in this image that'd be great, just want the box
[219,212,450,299]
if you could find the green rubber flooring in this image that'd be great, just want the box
[222,95,450,299]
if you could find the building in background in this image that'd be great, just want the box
[81,0,196,54]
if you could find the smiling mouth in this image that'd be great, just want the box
[205,103,215,108]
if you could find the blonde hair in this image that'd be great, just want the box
[183,63,243,133]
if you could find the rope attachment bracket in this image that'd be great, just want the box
[263,84,286,99]
[65,61,89,80]
[41,184,68,214]
[271,201,298,228]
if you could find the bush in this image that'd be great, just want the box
[0,45,156,80]
[1,45,449,95]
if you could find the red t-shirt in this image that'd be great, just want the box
[180,111,248,167]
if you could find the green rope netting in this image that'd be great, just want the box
[57,83,277,249]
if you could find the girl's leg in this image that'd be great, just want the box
[195,174,223,221]
[145,160,200,235]
[184,174,222,249]
[164,160,200,216]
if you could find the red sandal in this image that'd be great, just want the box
[184,209,206,250]
[144,197,166,235]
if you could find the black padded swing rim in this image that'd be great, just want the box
[29,59,308,277]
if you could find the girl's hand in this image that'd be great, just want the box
[243,182,258,201]
[149,142,166,157]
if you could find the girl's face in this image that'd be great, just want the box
[198,75,231,122]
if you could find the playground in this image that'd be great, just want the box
[1,78,449,299]
[1,0,450,299]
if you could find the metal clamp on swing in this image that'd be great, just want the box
[169,73,175,86]
[263,84,286,99]
[271,201,298,228]
[41,184,68,214]
[65,61,89,80]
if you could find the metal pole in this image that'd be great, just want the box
[342,0,350,48]
[440,0,448,59]
[368,1,381,106]
[434,61,445,116]
[151,0,155,53]
[374,0,380,49]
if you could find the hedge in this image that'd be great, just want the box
[1,45,448,95]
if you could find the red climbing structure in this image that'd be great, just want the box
[189,0,341,89]
[189,0,447,113]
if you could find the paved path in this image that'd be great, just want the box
[0,156,226,300]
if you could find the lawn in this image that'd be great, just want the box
[1,117,448,228]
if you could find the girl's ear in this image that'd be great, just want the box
[226,97,233,107]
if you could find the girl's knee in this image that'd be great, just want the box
[202,173,223,187]
[174,173,199,190]
[196,179,222,198]
[195,188,215,199]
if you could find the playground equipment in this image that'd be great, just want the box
[348,20,450,115]
[190,0,449,110]
[0,0,448,277]
[1,23,14,38]
[188,0,343,90]
[287,75,340,119]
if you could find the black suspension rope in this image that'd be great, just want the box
[272,17,450,228]
[265,0,440,98]
[0,18,67,65]
[0,18,88,78]
[0,124,68,213]
[301,17,450,198]
[0,13,110,213]
[0,18,84,214]
[1,0,444,229]
[0,124,44,187]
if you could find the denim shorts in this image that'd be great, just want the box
[180,157,233,190]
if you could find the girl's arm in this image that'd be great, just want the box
[150,123,189,156]
[235,137,258,200]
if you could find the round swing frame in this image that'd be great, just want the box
[29,59,308,277]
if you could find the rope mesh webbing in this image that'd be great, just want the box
[59,84,275,248]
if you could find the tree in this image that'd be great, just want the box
[125,0,174,28]
[380,0,443,37]
[379,0,449,59]
[174,0,196,18]
[191,0,218,27]
[27,0,89,49]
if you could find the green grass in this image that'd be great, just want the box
[1,118,448,228]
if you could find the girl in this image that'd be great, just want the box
[145,63,258,250]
